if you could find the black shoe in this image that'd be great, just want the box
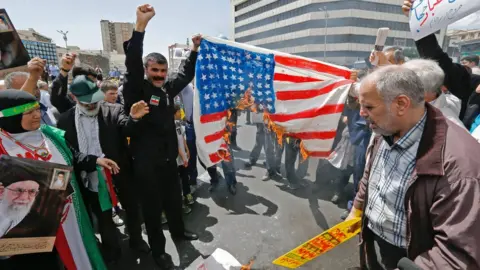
[172,230,199,241]
[331,193,341,204]
[231,144,242,151]
[244,161,255,168]
[129,239,150,254]
[270,171,283,181]
[262,171,281,181]
[208,183,218,192]
[153,253,175,270]
[340,210,350,220]
[261,172,271,181]
[104,248,122,266]
[287,182,300,190]
[228,184,237,195]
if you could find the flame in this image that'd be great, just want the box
[299,140,309,161]
[218,148,232,162]
[263,111,286,146]
[237,88,255,111]
[223,131,231,145]
[240,257,256,270]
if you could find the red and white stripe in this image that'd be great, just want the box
[195,37,353,167]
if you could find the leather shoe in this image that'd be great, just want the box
[129,239,150,254]
[228,184,237,195]
[208,183,218,192]
[172,230,199,241]
[153,253,175,270]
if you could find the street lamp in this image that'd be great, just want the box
[319,7,329,61]
[57,30,69,52]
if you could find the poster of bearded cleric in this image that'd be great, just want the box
[0,155,72,256]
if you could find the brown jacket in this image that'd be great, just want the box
[354,104,480,270]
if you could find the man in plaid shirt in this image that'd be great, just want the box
[347,65,480,269]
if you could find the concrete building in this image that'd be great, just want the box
[56,46,110,76]
[108,51,127,73]
[444,29,480,62]
[18,28,58,65]
[100,20,134,54]
[168,43,189,76]
[230,0,446,66]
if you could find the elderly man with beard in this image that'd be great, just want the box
[122,4,200,269]
[0,169,43,239]
[56,75,151,264]
[346,65,480,269]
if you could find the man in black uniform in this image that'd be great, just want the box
[122,4,199,269]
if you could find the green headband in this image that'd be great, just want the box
[0,102,40,118]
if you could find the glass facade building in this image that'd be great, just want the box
[231,0,443,66]
[21,39,58,65]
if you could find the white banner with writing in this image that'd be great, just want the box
[410,0,480,41]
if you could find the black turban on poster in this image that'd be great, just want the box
[0,90,37,134]
[0,155,46,188]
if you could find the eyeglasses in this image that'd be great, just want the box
[6,187,39,197]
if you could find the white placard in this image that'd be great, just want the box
[409,0,480,41]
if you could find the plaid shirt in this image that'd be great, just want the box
[365,113,426,248]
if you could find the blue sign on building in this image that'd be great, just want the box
[21,40,58,65]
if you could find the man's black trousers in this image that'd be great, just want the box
[133,158,185,256]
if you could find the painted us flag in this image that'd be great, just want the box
[194,37,354,167]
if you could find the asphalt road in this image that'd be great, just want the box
[113,115,359,270]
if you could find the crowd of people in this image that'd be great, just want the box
[1,0,480,269]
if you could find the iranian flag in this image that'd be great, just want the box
[55,168,112,270]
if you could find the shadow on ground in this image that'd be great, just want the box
[197,182,278,217]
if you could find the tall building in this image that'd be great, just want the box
[18,28,58,65]
[168,43,190,76]
[100,20,134,54]
[444,29,480,62]
[56,46,110,76]
[230,0,446,66]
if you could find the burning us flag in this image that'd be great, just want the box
[194,37,354,167]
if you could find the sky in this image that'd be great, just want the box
[3,0,232,58]
[450,11,480,30]
[3,0,480,57]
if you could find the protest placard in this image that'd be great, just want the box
[410,0,480,41]
[0,9,30,79]
[0,155,72,256]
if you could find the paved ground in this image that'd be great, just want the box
[113,115,359,270]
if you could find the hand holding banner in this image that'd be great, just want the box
[408,0,480,41]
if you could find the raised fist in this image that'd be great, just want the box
[27,57,46,79]
[61,53,77,71]
[136,4,155,24]
[402,0,414,17]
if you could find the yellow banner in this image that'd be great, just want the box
[181,108,185,120]
[272,217,361,269]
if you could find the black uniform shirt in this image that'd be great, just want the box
[123,31,197,162]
